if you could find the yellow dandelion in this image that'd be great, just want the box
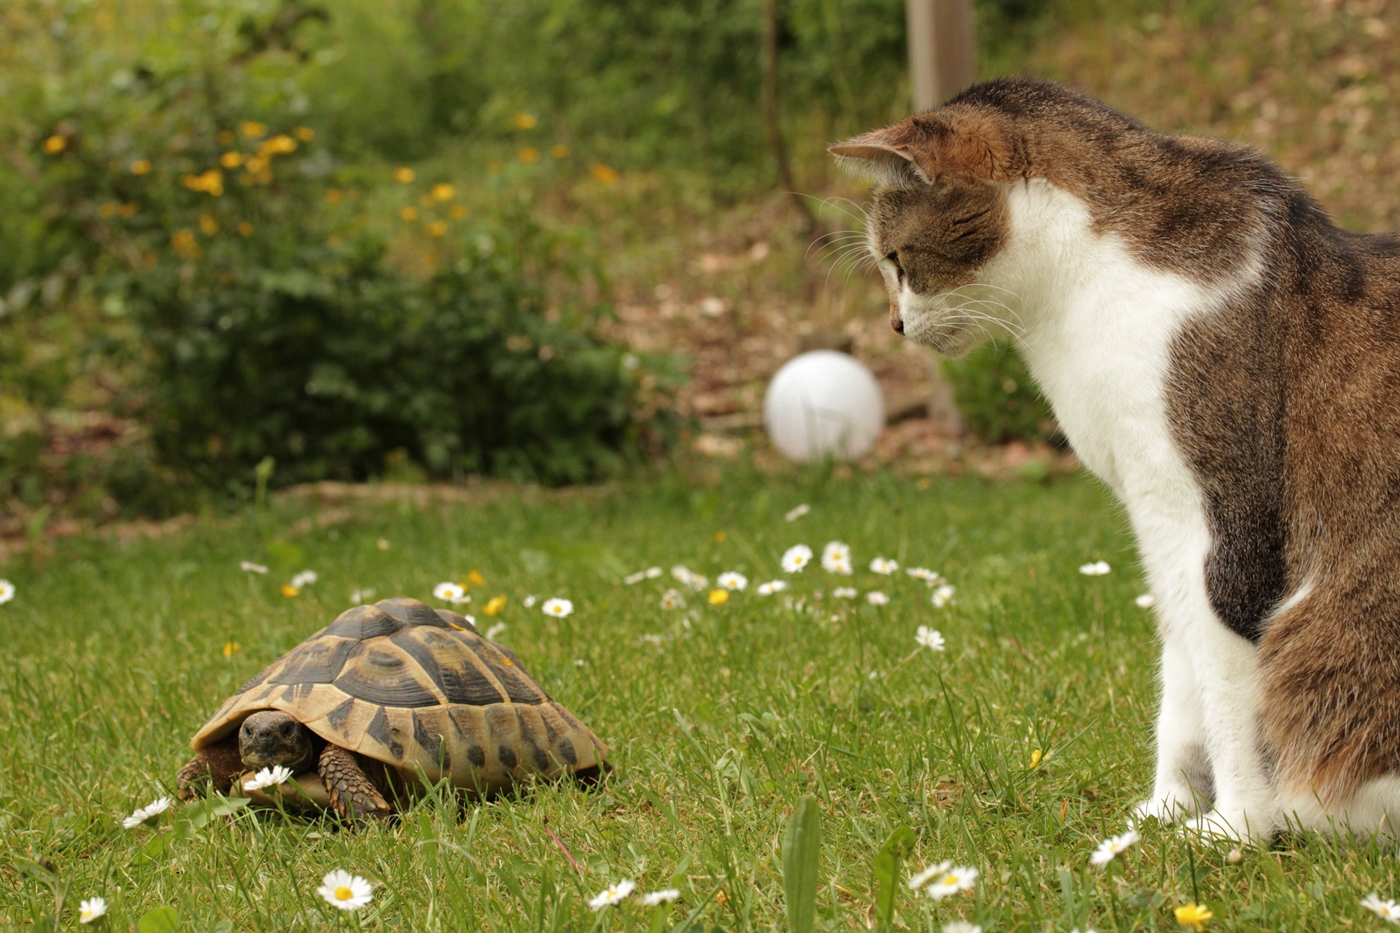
[511,113,537,130]
[1174,904,1213,931]
[281,583,299,598]
[483,596,507,616]
[551,144,569,158]
[219,151,243,169]
[325,188,344,205]
[449,205,469,220]
[239,121,267,139]
[519,147,540,163]
[42,135,67,154]
[181,170,224,197]
[1029,748,1043,769]
[223,640,241,657]
[294,126,315,142]
[199,215,218,236]
[393,167,415,184]
[590,163,619,184]
[468,570,486,587]
[714,530,727,543]
[237,221,253,236]
[259,134,297,156]
[427,221,447,237]
[708,589,729,606]
[400,206,419,222]
[431,183,455,201]
[218,130,235,146]
[129,158,152,175]
[97,201,121,218]
[170,229,201,258]
[119,203,138,218]
[244,155,268,175]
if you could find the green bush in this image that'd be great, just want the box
[941,343,1054,445]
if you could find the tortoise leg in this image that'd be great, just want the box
[176,736,245,801]
[318,745,392,824]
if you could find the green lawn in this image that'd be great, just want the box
[2,469,1397,932]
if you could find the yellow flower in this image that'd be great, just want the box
[294,126,315,142]
[708,589,729,606]
[222,640,241,657]
[483,596,507,616]
[239,121,267,139]
[551,144,569,159]
[97,201,121,218]
[511,113,537,129]
[1029,748,1043,769]
[325,188,344,205]
[1174,904,1213,931]
[170,229,201,258]
[220,152,243,169]
[400,206,419,222]
[393,167,415,184]
[468,569,486,587]
[119,203,138,218]
[199,215,218,236]
[430,183,455,201]
[427,221,447,237]
[237,221,253,236]
[590,163,619,184]
[518,147,540,163]
[42,135,67,154]
[129,158,152,175]
[181,169,224,196]
[714,530,726,543]
[449,205,469,220]
[281,583,299,598]
[259,134,297,156]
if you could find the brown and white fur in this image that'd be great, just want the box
[833,77,1400,842]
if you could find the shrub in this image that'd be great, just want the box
[941,343,1054,445]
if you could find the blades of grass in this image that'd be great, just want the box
[782,796,822,933]
[872,826,915,930]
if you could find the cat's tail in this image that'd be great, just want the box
[1258,583,1400,807]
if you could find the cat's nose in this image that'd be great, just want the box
[891,317,905,335]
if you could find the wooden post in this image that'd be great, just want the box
[762,0,816,232]
[906,0,976,112]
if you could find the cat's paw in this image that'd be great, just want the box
[1131,793,1198,827]
[1184,807,1275,844]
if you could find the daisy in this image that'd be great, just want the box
[833,587,858,599]
[1079,560,1112,576]
[1173,903,1213,931]
[350,588,376,604]
[671,565,698,586]
[376,538,390,550]
[922,866,978,900]
[244,765,294,792]
[782,545,813,573]
[821,542,852,574]
[624,570,648,585]
[870,557,899,575]
[291,570,318,588]
[640,888,680,906]
[240,561,268,574]
[1090,829,1141,867]
[943,923,981,933]
[1135,594,1156,608]
[907,861,952,890]
[485,622,507,640]
[640,633,666,646]
[0,580,12,604]
[523,595,539,608]
[318,870,373,911]
[542,598,573,618]
[433,582,469,604]
[906,567,941,583]
[708,589,729,605]
[932,584,955,608]
[121,796,172,829]
[718,572,748,591]
[588,879,637,910]
[784,503,810,521]
[78,897,107,924]
[660,589,686,609]
[1362,894,1400,924]
[916,626,946,651]
[756,580,788,595]
[866,591,890,606]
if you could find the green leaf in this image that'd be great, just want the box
[185,795,250,829]
[782,796,821,933]
[872,826,915,929]
[138,906,180,933]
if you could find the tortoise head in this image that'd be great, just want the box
[238,710,316,772]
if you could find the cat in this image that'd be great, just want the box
[832,76,1400,842]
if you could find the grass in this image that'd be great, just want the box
[3,467,1399,932]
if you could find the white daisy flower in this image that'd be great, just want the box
[588,879,637,911]
[624,570,648,585]
[350,587,376,604]
[1362,893,1400,923]
[921,866,978,900]
[756,580,789,596]
[1135,594,1156,608]
[832,587,857,599]
[120,796,172,829]
[784,503,810,521]
[916,626,945,651]
[866,591,889,606]
[640,633,666,646]
[318,869,373,911]
[523,595,539,608]
[821,541,852,574]
[640,888,681,906]
[290,570,318,588]
[932,584,956,608]
[485,622,507,640]
[660,589,686,610]
[542,598,574,618]
[781,545,813,573]
[78,897,108,924]
[239,561,268,574]
[671,565,697,586]
[869,557,899,575]
[244,765,294,792]
[718,572,748,591]
[0,580,12,604]
[908,861,952,890]
[943,923,981,933]
[433,582,468,604]
[646,566,663,578]
[459,614,477,625]
[906,567,941,583]
[1089,829,1141,867]
[1079,560,1112,576]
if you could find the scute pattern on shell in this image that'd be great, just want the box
[191,598,606,793]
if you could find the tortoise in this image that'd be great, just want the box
[176,597,607,822]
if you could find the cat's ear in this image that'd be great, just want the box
[831,112,1020,185]
[828,125,924,185]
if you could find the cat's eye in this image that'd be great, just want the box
[885,251,904,283]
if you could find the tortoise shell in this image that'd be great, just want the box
[191,597,606,795]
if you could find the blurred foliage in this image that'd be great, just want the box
[942,343,1053,445]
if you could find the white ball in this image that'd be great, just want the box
[763,350,885,462]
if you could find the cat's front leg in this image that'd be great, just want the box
[1134,625,1213,825]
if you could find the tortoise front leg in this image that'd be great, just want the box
[318,745,392,824]
[176,736,245,801]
